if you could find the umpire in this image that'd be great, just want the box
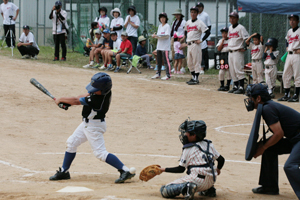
[245,83,300,198]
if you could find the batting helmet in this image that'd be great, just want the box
[86,72,112,94]
[178,119,207,144]
[265,38,278,49]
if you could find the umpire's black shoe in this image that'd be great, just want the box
[287,94,299,102]
[184,182,198,200]
[49,167,70,181]
[115,170,135,183]
[199,186,216,197]
[228,86,238,93]
[187,79,199,85]
[234,87,245,94]
[278,95,290,101]
[252,186,279,195]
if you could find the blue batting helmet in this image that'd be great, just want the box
[55,1,62,6]
[86,72,112,94]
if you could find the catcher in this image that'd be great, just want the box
[159,119,225,199]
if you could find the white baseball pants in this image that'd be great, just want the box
[66,120,109,162]
[229,51,245,81]
[187,43,202,73]
[283,54,300,88]
[265,65,277,90]
[219,69,231,81]
[252,60,264,83]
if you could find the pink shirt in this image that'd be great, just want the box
[174,41,183,55]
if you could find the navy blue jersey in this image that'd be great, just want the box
[81,91,111,120]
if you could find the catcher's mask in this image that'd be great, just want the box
[178,119,207,145]
[244,84,269,112]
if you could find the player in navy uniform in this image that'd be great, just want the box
[245,83,300,198]
[49,72,135,183]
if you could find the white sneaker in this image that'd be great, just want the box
[99,65,106,70]
[161,75,170,80]
[31,55,38,60]
[83,64,92,68]
[151,74,160,79]
[89,61,95,66]
[200,70,205,75]
[22,55,30,59]
[181,67,186,73]
[171,68,175,73]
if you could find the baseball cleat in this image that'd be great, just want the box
[49,167,70,181]
[277,95,290,101]
[115,170,135,183]
[199,186,216,197]
[218,86,225,91]
[233,87,245,94]
[228,86,237,93]
[151,74,160,79]
[161,76,170,80]
[224,85,229,91]
[185,182,198,200]
[287,94,299,102]
[187,79,199,85]
[252,186,279,195]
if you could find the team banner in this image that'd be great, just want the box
[214,52,229,70]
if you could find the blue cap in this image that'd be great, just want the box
[103,29,110,34]
[55,1,62,6]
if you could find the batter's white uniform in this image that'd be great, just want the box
[167,141,220,192]
[264,50,279,90]
[228,24,249,81]
[283,27,300,88]
[185,19,208,73]
[248,42,264,83]
[216,39,231,81]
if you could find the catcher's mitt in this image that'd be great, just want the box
[139,164,162,182]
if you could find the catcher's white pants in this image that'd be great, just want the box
[219,69,231,81]
[252,60,264,83]
[229,51,245,81]
[167,173,215,192]
[265,65,277,90]
[283,54,300,88]
[187,43,202,73]
[66,120,109,162]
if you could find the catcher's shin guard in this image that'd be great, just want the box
[160,183,188,198]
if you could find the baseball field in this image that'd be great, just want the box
[0,55,297,199]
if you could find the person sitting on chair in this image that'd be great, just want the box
[114,31,133,73]
[17,25,39,59]
[136,35,153,69]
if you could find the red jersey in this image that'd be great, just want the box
[120,39,132,55]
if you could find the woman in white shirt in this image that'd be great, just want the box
[110,8,124,40]
[95,7,110,32]
[151,12,171,80]
[124,6,140,55]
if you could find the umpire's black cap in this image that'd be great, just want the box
[196,2,204,7]
[288,14,299,21]
[220,27,229,33]
[246,84,269,97]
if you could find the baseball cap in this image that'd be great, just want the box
[95,29,101,34]
[245,83,269,97]
[23,25,30,30]
[121,31,128,37]
[159,12,168,20]
[110,31,117,35]
[229,11,239,18]
[220,27,228,32]
[55,1,62,6]
[102,29,110,34]
[288,14,299,21]
[190,6,199,12]
[196,2,204,7]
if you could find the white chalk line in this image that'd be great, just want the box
[214,123,266,136]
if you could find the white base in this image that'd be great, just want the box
[56,186,94,193]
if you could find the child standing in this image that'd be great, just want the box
[95,7,110,33]
[151,12,172,80]
[173,32,185,74]
[124,6,140,55]
[110,8,124,40]
[216,27,231,91]
[263,38,279,98]
[246,33,264,84]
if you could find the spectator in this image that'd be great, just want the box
[110,8,124,40]
[173,32,185,74]
[170,8,186,73]
[95,7,110,34]
[17,25,39,59]
[103,31,121,71]
[114,31,133,73]
[0,0,19,47]
[124,5,140,55]
[136,35,153,69]
[151,12,171,80]
[83,22,100,57]
[95,29,113,69]
[196,2,212,74]
[82,29,103,68]
[49,1,68,61]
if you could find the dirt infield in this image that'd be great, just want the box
[0,55,298,199]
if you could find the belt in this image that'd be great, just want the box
[197,174,206,179]
[229,49,239,53]
[265,66,273,69]
[288,51,300,54]
[187,41,196,45]
[84,118,105,123]
[252,59,261,62]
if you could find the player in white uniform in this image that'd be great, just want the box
[227,12,249,94]
[110,8,124,40]
[182,6,210,85]
[263,38,279,98]
[159,120,225,199]
[49,73,135,183]
[17,25,40,59]
[216,27,231,91]
[246,33,264,84]
[278,14,300,102]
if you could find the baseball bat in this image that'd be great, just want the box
[30,78,70,110]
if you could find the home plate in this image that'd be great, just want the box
[56,186,94,193]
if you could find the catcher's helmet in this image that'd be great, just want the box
[86,72,112,94]
[179,119,207,144]
[265,38,278,49]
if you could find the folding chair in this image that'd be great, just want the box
[120,56,142,74]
